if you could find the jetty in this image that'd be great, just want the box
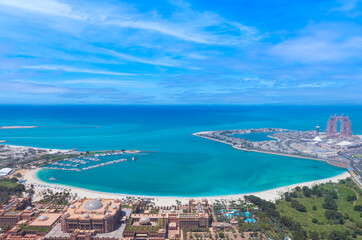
[43,158,128,172]
[67,159,88,164]
[94,151,124,157]
[52,162,79,167]
[81,158,127,171]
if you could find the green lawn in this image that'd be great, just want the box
[0,180,18,188]
[276,179,362,238]
[323,184,362,221]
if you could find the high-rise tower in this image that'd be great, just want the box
[326,114,352,138]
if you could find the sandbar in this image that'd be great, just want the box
[0,126,38,129]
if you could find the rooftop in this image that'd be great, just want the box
[29,213,61,227]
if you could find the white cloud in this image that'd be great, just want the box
[107,19,213,44]
[1,80,68,94]
[0,0,258,45]
[268,23,362,63]
[61,79,157,88]
[0,0,86,20]
[22,65,137,76]
[332,0,362,14]
[105,49,183,67]
[293,82,338,88]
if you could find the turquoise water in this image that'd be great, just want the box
[1,105,360,197]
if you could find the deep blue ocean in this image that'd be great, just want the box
[1,105,361,197]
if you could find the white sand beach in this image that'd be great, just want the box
[1,144,70,154]
[23,168,351,206]
[0,126,38,129]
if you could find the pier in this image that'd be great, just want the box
[40,149,142,173]
[43,158,128,172]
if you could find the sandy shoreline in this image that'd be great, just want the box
[0,126,38,129]
[0,144,70,153]
[23,168,350,206]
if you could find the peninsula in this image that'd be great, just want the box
[193,114,362,189]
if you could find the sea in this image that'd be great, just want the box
[1,105,361,197]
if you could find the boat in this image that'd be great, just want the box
[132,157,135,161]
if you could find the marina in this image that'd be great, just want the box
[42,154,132,172]
[51,162,79,167]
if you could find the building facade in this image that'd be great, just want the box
[61,198,122,234]
[0,197,33,227]
[123,200,210,240]
[326,114,352,138]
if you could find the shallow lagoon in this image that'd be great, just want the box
[1,105,359,197]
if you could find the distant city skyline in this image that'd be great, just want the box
[0,0,362,104]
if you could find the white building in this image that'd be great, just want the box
[0,168,12,177]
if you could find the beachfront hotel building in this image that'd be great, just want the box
[123,199,210,240]
[61,198,122,234]
[0,197,34,227]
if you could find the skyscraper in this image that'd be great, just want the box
[326,114,352,137]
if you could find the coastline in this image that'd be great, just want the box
[0,144,70,153]
[23,168,350,206]
[0,126,38,129]
[193,133,329,162]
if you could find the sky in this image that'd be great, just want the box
[0,0,362,105]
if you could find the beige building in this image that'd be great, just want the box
[0,197,34,227]
[29,213,61,228]
[61,198,122,233]
[123,200,210,240]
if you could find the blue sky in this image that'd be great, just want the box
[0,0,362,104]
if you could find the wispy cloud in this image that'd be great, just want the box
[268,23,362,63]
[0,0,259,45]
[22,65,137,76]
[104,49,183,67]
[60,79,158,88]
[332,0,362,17]
[0,0,362,104]
[1,80,69,94]
[0,0,86,20]
[0,79,156,103]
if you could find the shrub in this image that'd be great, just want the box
[290,192,298,198]
[291,200,307,212]
[347,195,357,202]
[354,205,362,211]
[323,197,338,210]
[310,230,320,240]
[328,230,349,240]
[325,210,344,224]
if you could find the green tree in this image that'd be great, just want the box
[323,197,338,210]
[328,230,349,240]
[310,230,320,240]
[14,173,22,178]
[292,229,307,240]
